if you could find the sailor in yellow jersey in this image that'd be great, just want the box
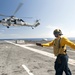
[36,29,75,75]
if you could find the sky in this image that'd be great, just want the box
[0,0,75,39]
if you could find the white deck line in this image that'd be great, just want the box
[22,65,34,75]
[68,50,75,53]
[5,41,75,66]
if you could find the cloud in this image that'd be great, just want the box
[46,25,57,29]
[64,30,75,37]
[0,30,5,32]
[45,25,75,38]
[46,24,63,30]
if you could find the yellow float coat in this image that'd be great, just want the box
[42,37,75,56]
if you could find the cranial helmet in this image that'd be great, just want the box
[53,29,63,35]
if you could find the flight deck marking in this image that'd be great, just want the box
[22,65,34,75]
[6,41,75,66]
[68,50,75,53]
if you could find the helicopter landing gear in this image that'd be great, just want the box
[32,27,34,29]
[7,26,9,28]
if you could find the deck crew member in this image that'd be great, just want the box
[36,29,75,75]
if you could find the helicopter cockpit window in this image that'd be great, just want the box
[19,19,24,22]
[7,19,10,21]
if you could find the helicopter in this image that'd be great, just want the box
[0,3,40,29]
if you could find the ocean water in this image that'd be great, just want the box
[0,38,53,41]
[0,37,75,41]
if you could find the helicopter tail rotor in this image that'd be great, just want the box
[34,20,40,27]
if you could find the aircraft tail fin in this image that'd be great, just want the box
[34,20,40,27]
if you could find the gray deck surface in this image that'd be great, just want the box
[0,40,75,75]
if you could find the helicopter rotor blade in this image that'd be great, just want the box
[0,14,9,17]
[20,17,33,19]
[13,3,23,15]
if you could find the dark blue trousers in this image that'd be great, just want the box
[54,54,72,75]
